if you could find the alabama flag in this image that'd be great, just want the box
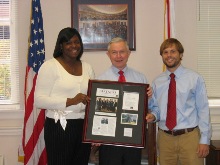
[164,0,176,39]
[163,0,176,71]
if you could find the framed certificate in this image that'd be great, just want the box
[83,80,149,148]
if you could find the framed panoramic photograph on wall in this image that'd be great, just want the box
[71,0,136,51]
[82,80,148,148]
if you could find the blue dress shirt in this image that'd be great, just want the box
[149,65,211,145]
[97,65,147,84]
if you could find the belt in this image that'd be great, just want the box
[159,126,197,136]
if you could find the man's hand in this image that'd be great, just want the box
[147,86,153,98]
[197,144,209,158]
[92,143,101,147]
[146,113,156,123]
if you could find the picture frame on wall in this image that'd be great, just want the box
[83,80,148,148]
[71,0,136,51]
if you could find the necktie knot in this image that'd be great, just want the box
[170,73,175,79]
[118,70,126,82]
[118,70,124,76]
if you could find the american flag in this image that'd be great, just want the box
[23,0,47,164]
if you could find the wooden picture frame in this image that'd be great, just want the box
[71,0,136,51]
[83,80,148,148]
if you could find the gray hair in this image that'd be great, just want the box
[107,37,129,51]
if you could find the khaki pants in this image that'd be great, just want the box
[158,127,204,165]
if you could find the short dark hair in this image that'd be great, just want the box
[160,38,184,55]
[53,27,83,60]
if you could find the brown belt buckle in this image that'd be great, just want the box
[171,130,177,136]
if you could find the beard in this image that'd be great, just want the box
[163,58,181,69]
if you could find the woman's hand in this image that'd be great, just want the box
[75,93,90,105]
[66,93,91,107]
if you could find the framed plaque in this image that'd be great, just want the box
[83,80,148,148]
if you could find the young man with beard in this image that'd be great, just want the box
[146,38,211,165]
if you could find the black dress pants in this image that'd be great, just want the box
[44,117,91,165]
[99,145,141,165]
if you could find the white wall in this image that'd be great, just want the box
[1,0,218,165]
[18,0,197,112]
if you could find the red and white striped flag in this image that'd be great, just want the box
[22,0,47,164]
[164,0,175,39]
[163,0,176,71]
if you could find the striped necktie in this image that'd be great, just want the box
[166,73,176,130]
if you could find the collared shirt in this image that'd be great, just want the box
[149,65,211,145]
[97,65,147,83]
